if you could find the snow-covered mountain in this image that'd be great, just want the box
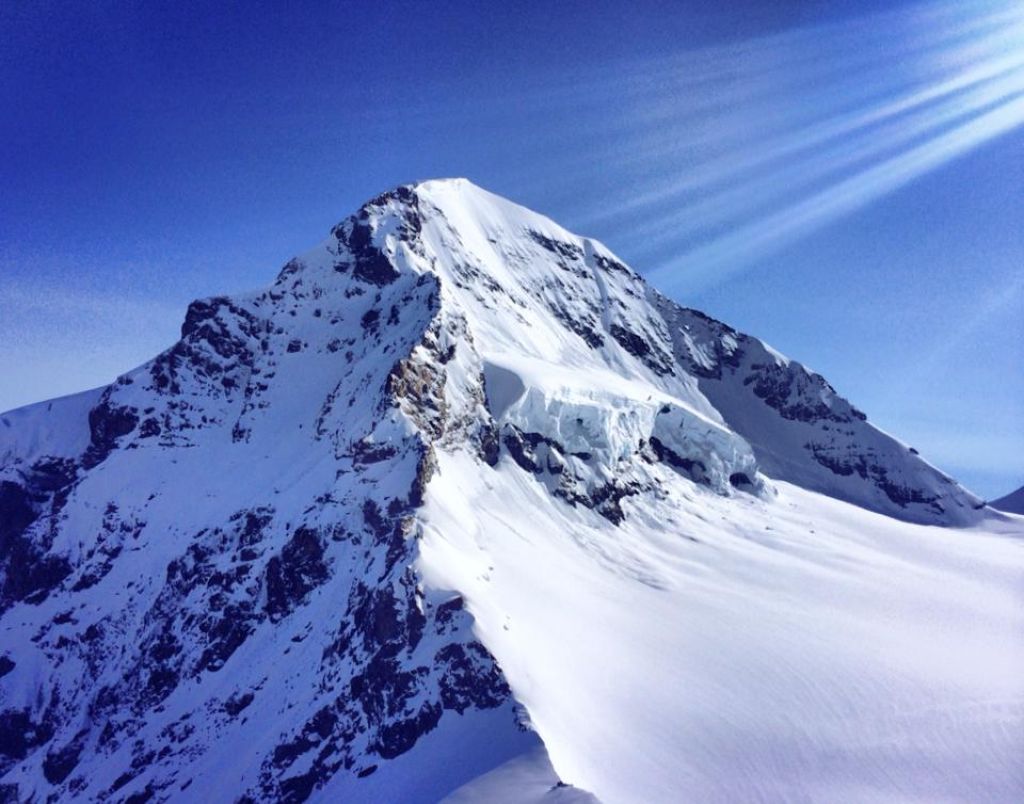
[1,179,1021,803]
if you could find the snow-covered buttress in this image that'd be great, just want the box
[1,179,1019,803]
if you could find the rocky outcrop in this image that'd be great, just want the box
[655,294,982,524]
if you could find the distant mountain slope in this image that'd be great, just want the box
[1,179,1018,803]
[992,484,1024,514]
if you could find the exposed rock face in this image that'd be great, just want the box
[655,297,981,522]
[0,463,76,613]
[0,179,988,802]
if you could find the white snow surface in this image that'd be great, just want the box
[0,178,1019,803]
[420,453,1024,802]
[0,387,102,470]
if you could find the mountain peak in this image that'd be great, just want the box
[319,176,609,283]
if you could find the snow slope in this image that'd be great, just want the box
[0,179,1019,803]
[421,457,1024,802]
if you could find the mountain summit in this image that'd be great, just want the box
[1,179,1020,802]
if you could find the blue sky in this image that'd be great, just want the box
[1,0,1021,497]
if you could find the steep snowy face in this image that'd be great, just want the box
[0,186,542,803]
[285,180,767,517]
[313,178,981,524]
[0,178,1001,803]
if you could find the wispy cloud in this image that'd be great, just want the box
[644,90,1024,290]
[515,0,1024,293]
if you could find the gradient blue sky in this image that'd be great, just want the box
[2,0,1021,497]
